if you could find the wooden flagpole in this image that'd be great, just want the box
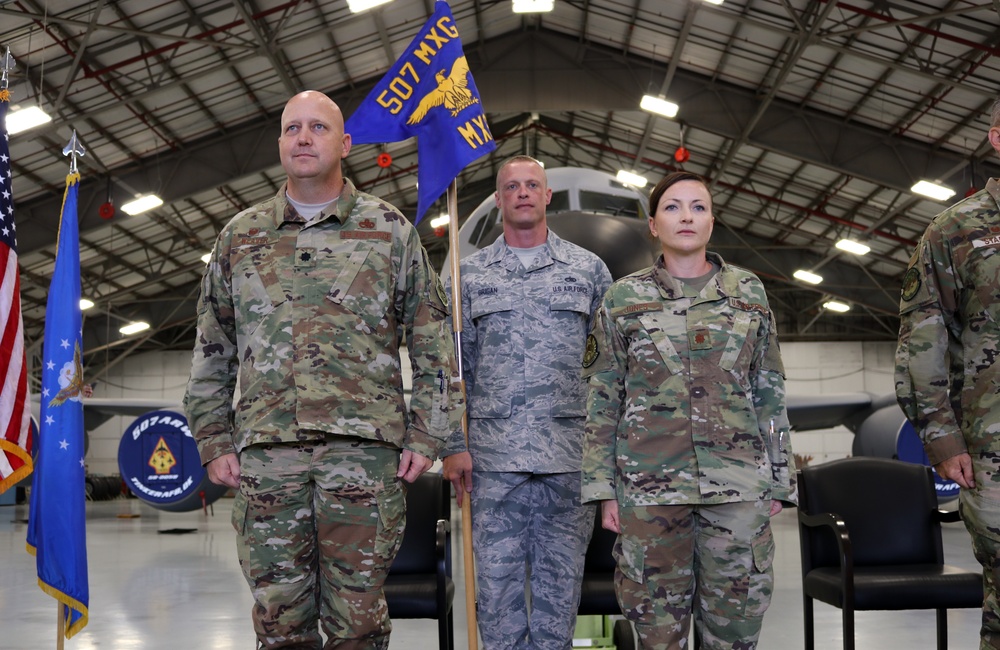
[57,603,65,650]
[447,179,478,650]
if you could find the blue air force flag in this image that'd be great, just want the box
[26,172,89,639]
[345,1,495,224]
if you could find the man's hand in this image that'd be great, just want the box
[601,499,621,534]
[206,453,240,489]
[935,452,975,489]
[397,449,433,483]
[442,451,473,506]
[769,500,783,516]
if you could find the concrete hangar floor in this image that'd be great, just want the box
[0,492,985,649]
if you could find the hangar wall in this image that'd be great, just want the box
[782,340,896,467]
[83,341,896,477]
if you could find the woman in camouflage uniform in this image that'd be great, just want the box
[582,171,796,649]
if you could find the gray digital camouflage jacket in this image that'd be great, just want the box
[444,230,612,473]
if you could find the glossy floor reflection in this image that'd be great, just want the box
[1,491,983,649]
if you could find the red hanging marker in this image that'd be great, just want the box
[377,153,392,168]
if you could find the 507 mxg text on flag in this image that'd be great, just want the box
[346,0,495,224]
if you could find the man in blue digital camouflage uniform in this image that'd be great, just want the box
[184,90,459,649]
[442,155,612,650]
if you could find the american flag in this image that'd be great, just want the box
[0,88,33,494]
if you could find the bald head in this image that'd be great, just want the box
[281,91,343,127]
[278,90,352,203]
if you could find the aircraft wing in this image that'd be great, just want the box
[82,397,181,432]
[786,392,876,432]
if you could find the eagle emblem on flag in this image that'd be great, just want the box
[407,56,478,124]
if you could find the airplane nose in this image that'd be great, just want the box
[544,212,658,280]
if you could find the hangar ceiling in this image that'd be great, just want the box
[3,0,999,389]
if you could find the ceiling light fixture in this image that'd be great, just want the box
[7,105,52,135]
[793,269,823,285]
[121,194,163,215]
[347,0,393,12]
[512,0,554,13]
[79,298,95,311]
[200,252,211,264]
[119,321,150,336]
[702,0,724,5]
[616,170,648,188]
[639,95,679,119]
[911,180,956,202]
[835,239,871,256]
[823,300,851,313]
[429,214,450,229]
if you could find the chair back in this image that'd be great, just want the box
[798,457,944,570]
[583,507,617,573]
[390,472,449,575]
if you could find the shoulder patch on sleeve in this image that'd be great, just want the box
[583,334,599,368]
[901,267,921,302]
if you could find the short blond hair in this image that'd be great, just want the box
[495,155,545,191]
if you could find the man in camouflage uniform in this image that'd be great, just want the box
[582,171,796,649]
[442,156,612,649]
[184,90,458,649]
[895,97,1000,649]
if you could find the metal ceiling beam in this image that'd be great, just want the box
[0,7,258,54]
[16,29,999,257]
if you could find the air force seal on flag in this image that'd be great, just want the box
[345,1,497,224]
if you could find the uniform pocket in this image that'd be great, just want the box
[232,255,280,338]
[230,488,252,577]
[373,481,407,573]
[614,534,646,585]
[231,488,248,535]
[324,247,394,333]
[468,293,515,418]
[745,522,775,617]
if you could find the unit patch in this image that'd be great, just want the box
[901,267,922,302]
[583,334,599,368]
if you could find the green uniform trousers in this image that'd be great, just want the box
[233,439,405,649]
[614,500,774,650]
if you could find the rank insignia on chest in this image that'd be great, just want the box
[689,327,713,350]
[583,334,599,368]
[296,247,316,268]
